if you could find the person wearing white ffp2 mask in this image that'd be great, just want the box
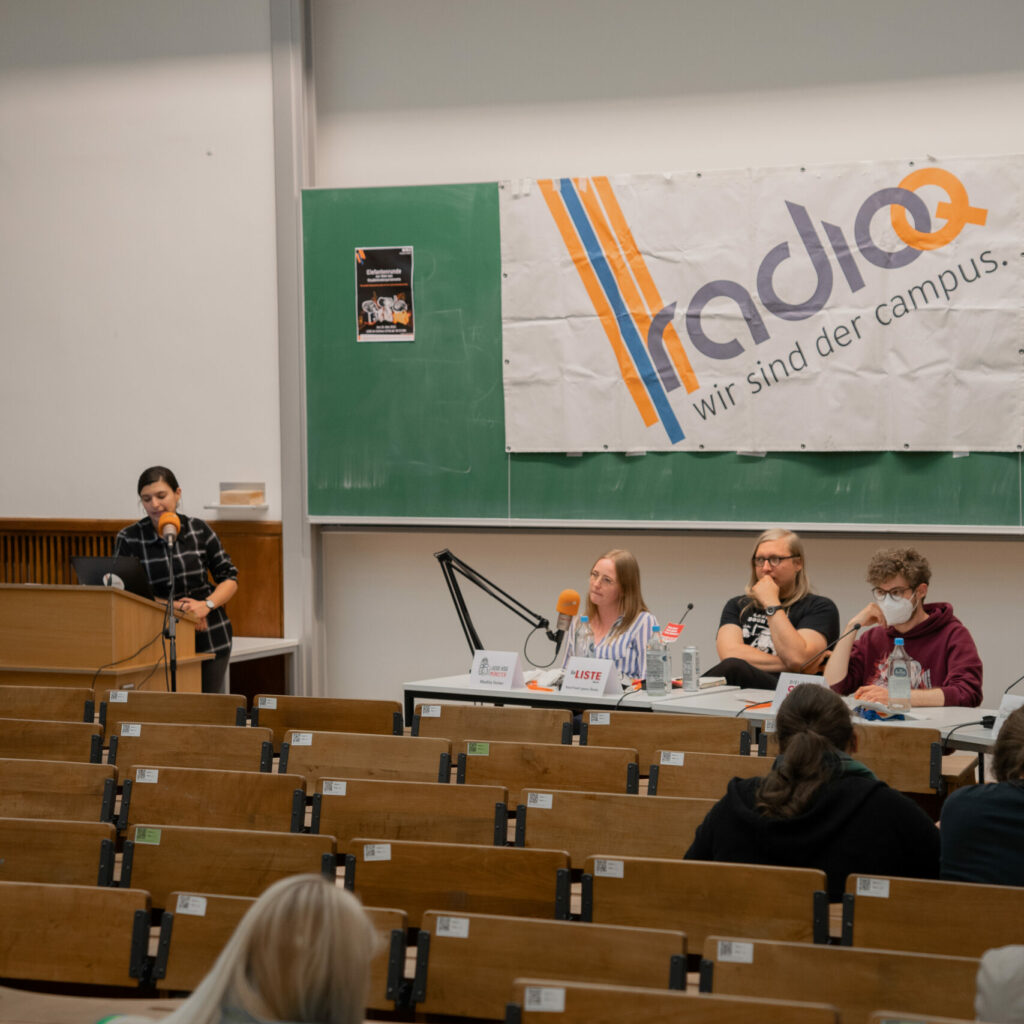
[823,547,983,708]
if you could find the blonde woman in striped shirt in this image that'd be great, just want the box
[562,549,658,682]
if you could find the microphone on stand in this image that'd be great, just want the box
[1003,672,1024,695]
[797,622,861,673]
[157,511,181,547]
[662,602,694,643]
[675,603,695,624]
[548,589,581,654]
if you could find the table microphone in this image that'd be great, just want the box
[1003,671,1024,695]
[549,589,581,654]
[797,622,861,673]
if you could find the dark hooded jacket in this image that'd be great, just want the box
[684,762,940,900]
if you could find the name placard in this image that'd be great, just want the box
[470,650,525,690]
[993,693,1024,736]
[561,656,620,696]
[771,673,828,715]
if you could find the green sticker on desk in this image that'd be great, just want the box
[134,827,162,845]
[467,741,490,756]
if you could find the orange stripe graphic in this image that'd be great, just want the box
[573,177,655,352]
[592,176,700,394]
[537,179,658,427]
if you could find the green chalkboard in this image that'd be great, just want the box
[302,184,1022,528]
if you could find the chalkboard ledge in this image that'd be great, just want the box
[309,516,1024,536]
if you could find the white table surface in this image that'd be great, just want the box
[402,673,998,750]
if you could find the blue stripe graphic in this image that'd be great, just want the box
[557,179,684,444]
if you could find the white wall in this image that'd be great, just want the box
[0,0,282,519]
[323,529,1024,710]
[313,0,1024,187]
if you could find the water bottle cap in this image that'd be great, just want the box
[580,615,589,623]
[894,637,904,646]
[652,625,660,633]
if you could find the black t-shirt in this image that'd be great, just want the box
[719,592,840,656]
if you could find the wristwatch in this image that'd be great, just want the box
[204,599,216,611]
[764,605,779,617]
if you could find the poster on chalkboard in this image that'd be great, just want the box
[355,245,415,342]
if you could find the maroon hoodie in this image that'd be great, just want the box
[830,602,982,707]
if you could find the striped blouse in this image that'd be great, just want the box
[561,610,659,681]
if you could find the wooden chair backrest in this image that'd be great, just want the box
[118,764,307,834]
[851,723,944,794]
[0,757,116,822]
[0,816,117,886]
[516,789,713,868]
[843,873,1024,958]
[647,750,772,800]
[364,907,409,1011]
[121,822,335,909]
[508,978,840,1024]
[345,838,571,928]
[280,731,451,787]
[583,856,829,948]
[457,739,639,804]
[0,716,102,763]
[701,935,979,1024]
[414,703,572,752]
[99,690,246,738]
[156,897,408,1011]
[581,710,753,765]
[413,911,686,1019]
[252,694,402,750]
[0,880,150,987]
[155,891,255,992]
[0,684,93,722]
[311,777,508,852]
[108,721,274,775]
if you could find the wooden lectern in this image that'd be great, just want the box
[0,585,205,692]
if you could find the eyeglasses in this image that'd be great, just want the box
[872,585,915,601]
[753,555,797,568]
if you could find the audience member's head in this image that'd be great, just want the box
[976,945,1024,1023]
[993,706,1024,783]
[756,683,854,819]
[163,874,377,1024]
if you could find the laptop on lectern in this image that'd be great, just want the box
[71,555,156,601]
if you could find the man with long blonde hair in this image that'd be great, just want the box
[704,528,839,690]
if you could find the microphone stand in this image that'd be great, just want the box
[435,548,553,654]
[163,542,178,692]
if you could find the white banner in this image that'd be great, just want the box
[500,157,1023,452]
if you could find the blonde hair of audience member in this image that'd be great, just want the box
[583,548,650,641]
[756,684,854,819]
[744,528,812,610]
[162,874,377,1024]
[993,705,1024,783]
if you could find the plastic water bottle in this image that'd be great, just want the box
[576,615,596,659]
[886,637,912,711]
[645,625,671,695]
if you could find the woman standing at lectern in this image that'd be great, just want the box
[114,466,238,693]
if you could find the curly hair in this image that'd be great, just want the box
[865,547,931,589]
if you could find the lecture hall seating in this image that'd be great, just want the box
[411,911,687,1020]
